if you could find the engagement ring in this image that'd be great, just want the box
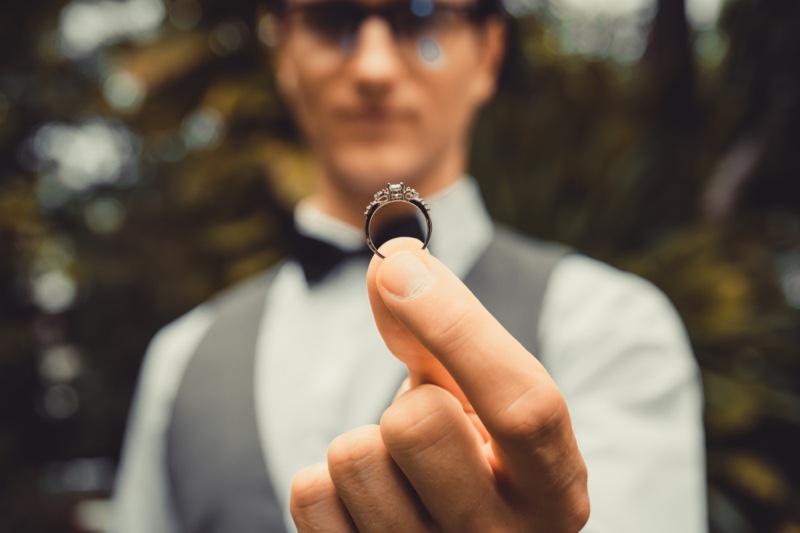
[364,183,432,258]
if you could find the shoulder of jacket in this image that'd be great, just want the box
[206,262,285,312]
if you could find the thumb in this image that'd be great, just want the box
[366,238,470,410]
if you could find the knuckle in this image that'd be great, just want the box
[574,491,591,531]
[326,425,385,483]
[560,481,591,533]
[289,465,336,515]
[491,383,568,446]
[380,385,461,456]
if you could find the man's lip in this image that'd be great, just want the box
[335,107,411,122]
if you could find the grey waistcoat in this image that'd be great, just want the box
[165,226,569,533]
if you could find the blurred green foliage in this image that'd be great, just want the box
[0,0,799,531]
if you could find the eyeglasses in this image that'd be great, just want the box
[281,0,493,66]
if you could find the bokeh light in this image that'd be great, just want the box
[30,270,78,314]
[84,197,127,235]
[39,344,84,383]
[103,71,148,113]
[27,119,140,193]
[181,107,225,150]
[59,0,166,59]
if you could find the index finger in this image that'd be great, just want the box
[367,238,586,503]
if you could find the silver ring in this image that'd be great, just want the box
[364,183,432,259]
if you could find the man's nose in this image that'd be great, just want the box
[348,17,406,93]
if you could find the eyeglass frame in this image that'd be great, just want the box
[274,0,500,56]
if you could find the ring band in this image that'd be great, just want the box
[364,183,432,258]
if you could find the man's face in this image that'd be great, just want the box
[274,0,505,200]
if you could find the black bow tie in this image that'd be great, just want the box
[289,216,425,285]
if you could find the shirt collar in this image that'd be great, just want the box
[293,177,495,278]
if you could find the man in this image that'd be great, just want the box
[112,0,706,531]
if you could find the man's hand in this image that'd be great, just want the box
[290,238,590,532]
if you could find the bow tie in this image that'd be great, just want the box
[289,216,425,285]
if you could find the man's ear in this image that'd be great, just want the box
[275,53,300,104]
[258,10,299,102]
[472,17,507,105]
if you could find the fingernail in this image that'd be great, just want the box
[381,251,432,299]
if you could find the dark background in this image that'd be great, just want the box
[1,0,799,531]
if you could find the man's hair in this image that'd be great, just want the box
[259,0,505,17]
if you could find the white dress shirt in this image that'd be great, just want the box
[111,177,706,533]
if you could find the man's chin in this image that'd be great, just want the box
[328,154,423,196]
